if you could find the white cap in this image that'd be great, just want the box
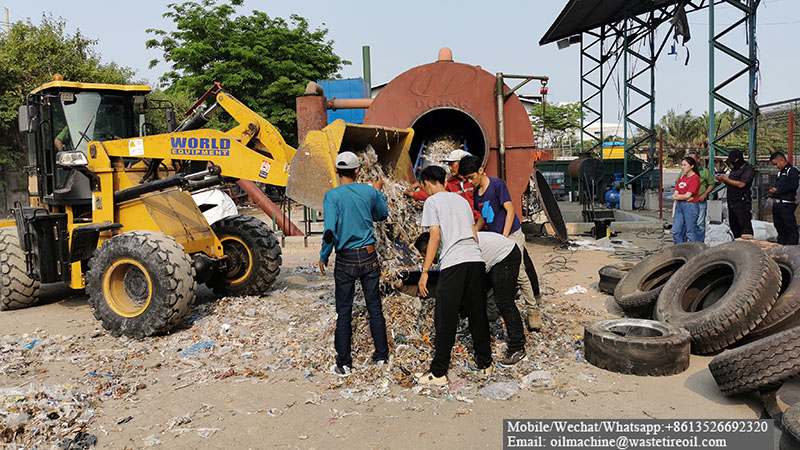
[442,149,471,162]
[335,151,360,169]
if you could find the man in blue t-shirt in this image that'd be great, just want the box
[320,151,390,377]
[459,155,543,331]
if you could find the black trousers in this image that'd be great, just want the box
[728,200,753,238]
[774,203,799,245]
[488,247,526,354]
[432,261,492,377]
[522,248,541,298]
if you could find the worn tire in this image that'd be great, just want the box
[207,215,281,297]
[709,325,800,395]
[584,318,691,376]
[86,231,196,338]
[783,402,800,443]
[655,241,781,354]
[741,247,800,343]
[0,227,40,311]
[598,264,631,295]
[614,242,706,319]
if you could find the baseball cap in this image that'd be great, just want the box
[335,151,360,169]
[442,149,471,162]
[726,149,743,165]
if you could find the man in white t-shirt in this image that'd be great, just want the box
[415,165,493,386]
[415,231,527,367]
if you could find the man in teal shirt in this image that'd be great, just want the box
[688,151,715,242]
[319,152,389,377]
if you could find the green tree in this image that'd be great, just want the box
[146,0,349,146]
[529,101,581,149]
[0,14,135,170]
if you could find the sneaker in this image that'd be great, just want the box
[330,364,352,377]
[368,358,389,366]
[477,365,495,376]
[416,372,448,386]
[526,310,543,331]
[500,349,527,367]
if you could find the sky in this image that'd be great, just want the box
[3,0,799,124]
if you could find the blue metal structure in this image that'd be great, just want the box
[317,78,370,124]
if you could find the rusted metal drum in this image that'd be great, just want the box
[363,51,537,216]
[568,156,604,183]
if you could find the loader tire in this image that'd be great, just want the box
[655,241,781,354]
[598,264,631,295]
[614,242,706,319]
[207,215,281,297]
[739,247,800,343]
[0,227,40,311]
[584,318,691,376]
[709,325,800,395]
[86,231,196,338]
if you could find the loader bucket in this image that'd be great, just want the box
[286,119,414,211]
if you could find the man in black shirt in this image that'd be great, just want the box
[716,149,755,239]
[769,152,799,245]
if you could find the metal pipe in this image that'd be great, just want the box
[326,98,373,110]
[362,46,371,87]
[185,165,221,181]
[659,132,663,220]
[185,176,224,191]
[236,180,304,236]
[496,73,506,181]
[748,0,757,166]
[708,0,716,171]
[304,81,324,96]
[623,15,629,186]
[790,111,795,163]
[115,176,185,204]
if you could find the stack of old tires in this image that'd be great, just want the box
[586,241,800,441]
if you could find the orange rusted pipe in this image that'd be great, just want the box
[326,98,373,110]
[236,180,304,236]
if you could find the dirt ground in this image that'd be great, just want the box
[0,226,775,449]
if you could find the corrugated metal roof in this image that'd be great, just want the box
[540,0,674,46]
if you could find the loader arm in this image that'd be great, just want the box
[89,92,296,187]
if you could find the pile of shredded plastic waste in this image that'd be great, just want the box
[357,147,423,288]
[0,385,98,448]
[418,136,461,168]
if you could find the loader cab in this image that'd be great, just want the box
[19,80,151,207]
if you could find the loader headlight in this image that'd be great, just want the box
[56,151,89,167]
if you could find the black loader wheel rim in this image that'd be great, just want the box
[220,236,253,284]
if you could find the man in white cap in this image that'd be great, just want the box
[404,149,480,223]
[320,151,390,377]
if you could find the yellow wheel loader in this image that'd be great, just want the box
[6,78,413,338]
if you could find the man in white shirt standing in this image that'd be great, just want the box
[415,166,493,386]
[415,231,527,367]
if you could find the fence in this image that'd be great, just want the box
[757,97,800,165]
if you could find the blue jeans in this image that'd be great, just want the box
[696,201,707,243]
[333,246,389,368]
[673,201,700,244]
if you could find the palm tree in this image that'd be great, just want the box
[656,109,705,164]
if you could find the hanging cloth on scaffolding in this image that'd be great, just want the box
[669,3,691,65]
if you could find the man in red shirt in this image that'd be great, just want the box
[405,149,480,222]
